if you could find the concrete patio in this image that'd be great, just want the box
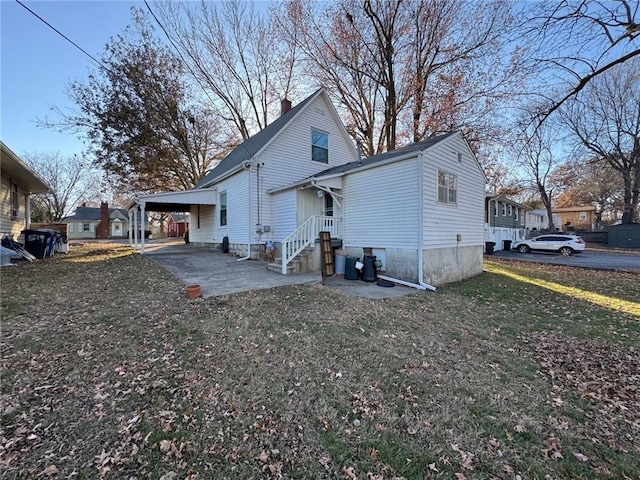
[141,239,420,299]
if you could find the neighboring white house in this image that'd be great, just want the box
[525,209,551,236]
[128,89,486,287]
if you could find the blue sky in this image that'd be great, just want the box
[1,1,143,157]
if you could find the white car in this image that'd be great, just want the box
[512,234,586,256]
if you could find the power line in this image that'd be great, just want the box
[143,0,218,107]
[15,0,112,73]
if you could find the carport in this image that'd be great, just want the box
[126,188,216,253]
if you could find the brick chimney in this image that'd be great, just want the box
[96,202,109,239]
[280,98,292,116]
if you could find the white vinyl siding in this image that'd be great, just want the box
[423,134,485,248]
[188,205,215,243]
[1,175,28,237]
[216,171,250,243]
[271,190,297,242]
[343,158,419,248]
[259,93,358,234]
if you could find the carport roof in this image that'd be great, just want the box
[127,188,217,212]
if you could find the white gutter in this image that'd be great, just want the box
[237,160,253,262]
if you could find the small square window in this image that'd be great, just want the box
[83,223,90,232]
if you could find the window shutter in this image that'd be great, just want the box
[69,223,73,233]
[90,223,95,232]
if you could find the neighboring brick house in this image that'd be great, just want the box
[63,203,131,240]
[552,206,596,232]
[167,213,189,237]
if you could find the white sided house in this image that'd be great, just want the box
[128,89,486,287]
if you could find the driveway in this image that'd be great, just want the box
[489,249,640,273]
[142,240,418,299]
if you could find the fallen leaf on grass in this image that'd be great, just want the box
[428,462,439,472]
[573,452,588,462]
[342,466,357,479]
[38,465,58,476]
[455,473,466,480]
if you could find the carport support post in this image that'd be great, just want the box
[140,201,146,254]
[133,208,138,249]
[128,210,133,246]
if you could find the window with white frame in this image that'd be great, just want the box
[311,130,328,163]
[515,208,519,220]
[83,223,90,232]
[220,192,227,226]
[501,203,506,216]
[578,211,587,221]
[11,182,19,218]
[437,170,457,204]
[508,205,512,216]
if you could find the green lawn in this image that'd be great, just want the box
[1,245,638,479]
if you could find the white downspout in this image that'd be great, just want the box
[417,151,437,291]
[377,153,436,292]
[237,160,253,262]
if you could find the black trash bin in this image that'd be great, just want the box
[485,241,496,255]
[21,229,52,259]
[361,255,378,282]
[503,239,512,251]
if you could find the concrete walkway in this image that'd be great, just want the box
[142,240,420,299]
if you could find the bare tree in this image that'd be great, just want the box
[154,0,300,140]
[23,152,98,222]
[279,0,523,155]
[559,58,640,223]
[514,122,564,230]
[523,0,640,123]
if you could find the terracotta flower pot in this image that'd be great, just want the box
[186,284,201,298]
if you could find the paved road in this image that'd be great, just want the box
[489,249,640,273]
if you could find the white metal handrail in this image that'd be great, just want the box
[281,216,343,274]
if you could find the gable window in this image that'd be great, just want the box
[437,170,457,204]
[220,192,227,226]
[311,130,328,163]
[11,182,19,218]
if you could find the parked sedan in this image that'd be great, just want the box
[512,234,586,256]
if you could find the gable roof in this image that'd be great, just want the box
[194,89,323,189]
[1,141,51,193]
[310,132,458,178]
[63,207,128,222]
